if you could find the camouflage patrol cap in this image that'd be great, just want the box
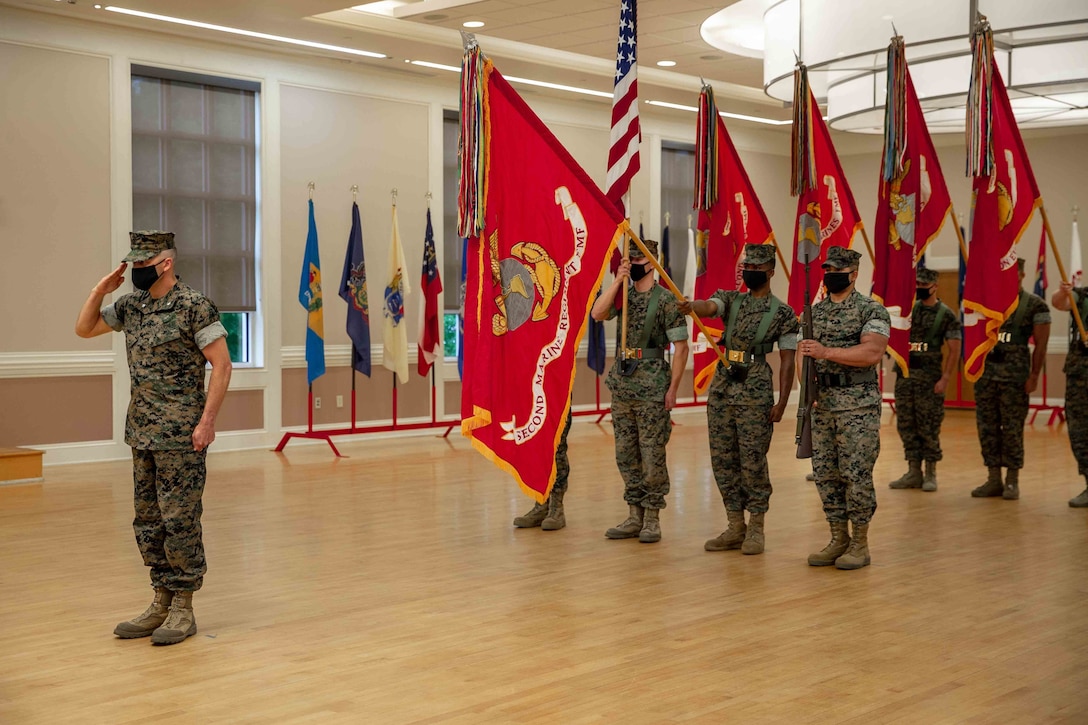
[821,246,862,269]
[742,243,776,267]
[1016,257,1027,272]
[916,268,939,285]
[123,230,175,263]
[628,238,659,260]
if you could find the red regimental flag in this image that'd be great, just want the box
[692,110,775,394]
[962,61,1042,382]
[788,90,864,315]
[461,66,625,500]
[873,68,953,376]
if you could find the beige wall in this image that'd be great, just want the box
[0,42,112,353]
[279,84,431,350]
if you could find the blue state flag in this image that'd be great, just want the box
[299,199,326,384]
[339,202,372,376]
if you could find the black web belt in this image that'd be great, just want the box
[816,370,878,388]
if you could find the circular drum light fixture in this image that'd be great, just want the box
[462,20,485,28]
[704,0,1088,133]
[656,60,677,67]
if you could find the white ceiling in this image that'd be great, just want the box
[0,0,789,125]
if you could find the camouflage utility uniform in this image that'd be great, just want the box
[974,290,1050,471]
[1063,289,1088,497]
[894,299,961,462]
[811,290,891,526]
[605,287,689,510]
[103,281,227,592]
[706,290,799,513]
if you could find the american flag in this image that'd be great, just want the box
[605,0,639,211]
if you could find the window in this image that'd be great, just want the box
[660,142,696,294]
[130,66,260,365]
[442,110,463,362]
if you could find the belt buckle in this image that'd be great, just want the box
[727,349,745,363]
[624,347,641,360]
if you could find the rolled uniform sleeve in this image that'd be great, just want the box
[778,331,800,350]
[101,303,123,332]
[196,321,229,350]
[863,316,891,338]
[662,297,689,343]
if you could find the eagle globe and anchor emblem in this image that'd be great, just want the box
[489,231,561,336]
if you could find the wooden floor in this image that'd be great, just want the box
[2,409,1087,723]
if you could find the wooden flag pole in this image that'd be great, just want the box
[1040,204,1088,343]
[626,224,733,371]
[858,225,877,264]
[770,241,791,282]
[948,204,970,262]
[620,228,630,356]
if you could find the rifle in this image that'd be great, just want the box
[795,239,819,459]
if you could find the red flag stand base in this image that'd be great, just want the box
[274,374,460,457]
[1029,370,1065,425]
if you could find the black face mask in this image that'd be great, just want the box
[916,287,934,301]
[629,262,651,282]
[823,271,852,294]
[742,270,769,290]
[131,262,163,291]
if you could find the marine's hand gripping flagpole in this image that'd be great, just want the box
[622,224,732,371]
[1041,204,1088,343]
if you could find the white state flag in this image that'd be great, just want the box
[1072,219,1083,287]
[684,224,698,337]
[382,203,411,384]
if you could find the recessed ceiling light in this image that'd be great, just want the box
[463,20,485,28]
[656,60,677,67]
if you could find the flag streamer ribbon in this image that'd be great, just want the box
[457,41,490,238]
[882,35,908,183]
[791,64,817,197]
[694,84,719,210]
[966,15,995,179]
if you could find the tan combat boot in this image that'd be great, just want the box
[835,522,871,570]
[1003,468,1020,500]
[151,591,197,645]
[114,587,174,639]
[922,461,938,492]
[807,521,850,567]
[704,509,746,551]
[605,505,643,539]
[639,508,661,543]
[541,489,566,531]
[971,467,1004,497]
[1070,483,1088,508]
[513,501,549,528]
[741,512,765,555]
[889,460,923,489]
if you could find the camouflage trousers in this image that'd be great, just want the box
[894,372,946,462]
[131,448,208,592]
[611,398,672,510]
[812,404,880,525]
[552,412,572,495]
[706,392,773,514]
[1065,375,1088,475]
[974,377,1028,469]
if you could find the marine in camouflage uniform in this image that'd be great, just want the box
[680,244,799,555]
[592,238,690,543]
[798,247,890,570]
[888,267,962,492]
[512,408,572,530]
[971,260,1050,501]
[1049,281,1088,508]
[76,231,231,645]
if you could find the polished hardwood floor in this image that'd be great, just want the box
[2,409,1086,723]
